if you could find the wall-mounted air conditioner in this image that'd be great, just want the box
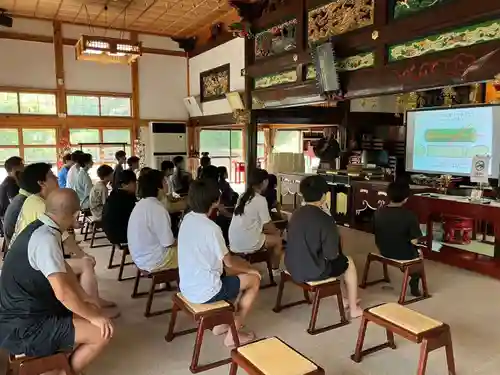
[147,122,187,169]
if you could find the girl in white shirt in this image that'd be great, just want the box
[229,168,283,271]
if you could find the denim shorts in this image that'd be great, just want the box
[205,276,240,303]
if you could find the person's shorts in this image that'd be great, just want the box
[322,252,349,278]
[205,275,240,303]
[151,246,178,272]
[3,314,75,357]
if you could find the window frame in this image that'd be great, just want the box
[0,127,59,164]
[0,89,58,116]
[66,93,132,118]
[69,127,132,164]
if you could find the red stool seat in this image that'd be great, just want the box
[443,216,474,245]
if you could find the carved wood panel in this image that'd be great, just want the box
[308,0,374,43]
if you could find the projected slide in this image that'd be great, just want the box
[412,107,493,175]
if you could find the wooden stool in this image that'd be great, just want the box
[131,268,179,317]
[273,271,348,335]
[351,303,456,375]
[165,293,239,373]
[108,244,134,281]
[7,353,74,375]
[235,248,276,289]
[229,337,325,375]
[359,253,430,305]
[79,209,91,235]
[83,218,107,248]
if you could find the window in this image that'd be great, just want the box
[0,92,18,114]
[0,128,57,181]
[101,97,131,117]
[0,92,57,115]
[257,130,265,159]
[67,95,131,117]
[67,96,99,116]
[274,130,301,153]
[200,129,243,182]
[69,128,132,178]
[19,93,57,115]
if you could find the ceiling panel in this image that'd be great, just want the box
[0,0,236,37]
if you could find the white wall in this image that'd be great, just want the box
[188,38,244,116]
[0,39,56,89]
[138,54,188,120]
[0,18,189,120]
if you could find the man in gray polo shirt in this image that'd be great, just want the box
[0,189,113,374]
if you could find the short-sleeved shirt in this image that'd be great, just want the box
[127,197,175,272]
[285,204,340,282]
[0,214,69,356]
[178,212,229,303]
[12,194,47,241]
[57,166,70,188]
[229,193,271,253]
[89,181,108,220]
[0,176,19,217]
[3,189,30,241]
[65,164,80,189]
[112,163,124,190]
[373,206,422,260]
[75,169,93,209]
[102,189,136,245]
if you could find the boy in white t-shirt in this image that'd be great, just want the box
[229,169,283,272]
[178,179,260,347]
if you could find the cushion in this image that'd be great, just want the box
[306,277,338,286]
[237,337,317,375]
[369,303,442,334]
[176,293,230,314]
[371,253,421,264]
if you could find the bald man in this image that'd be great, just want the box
[0,189,113,373]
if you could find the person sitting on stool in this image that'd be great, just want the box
[373,181,423,297]
[0,189,113,373]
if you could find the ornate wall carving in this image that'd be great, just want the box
[393,0,451,19]
[255,19,297,59]
[308,0,374,43]
[306,52,375,79]
[199,63,230,102]
[389,19,500,62]
[254,69,298,89]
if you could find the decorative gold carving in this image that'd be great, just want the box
[232,109,251,124]
[442,87,456,106]
[200,64,230,102]
[395,92,424,117]
[371,30,379,40]
[308,0,374,43]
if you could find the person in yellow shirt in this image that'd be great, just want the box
[12,163,117,315]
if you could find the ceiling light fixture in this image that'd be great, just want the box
[75,35,142,65]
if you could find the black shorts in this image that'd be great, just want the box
[4,314,75,357]
[204,276,241,303]
[321,253,349,279]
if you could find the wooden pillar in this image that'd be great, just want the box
[244,36,256,185]
[53,21,68,164]
[373,0,389,69]
[130,32,141,147]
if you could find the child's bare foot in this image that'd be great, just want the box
[212,324,229,335]
[343,298,361,309]
[224,330,255,347]
[349,306,363,319]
